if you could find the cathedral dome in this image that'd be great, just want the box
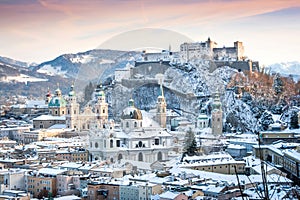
[48,87,67,107]
[121,99,143,120]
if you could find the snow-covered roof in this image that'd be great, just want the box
[170,166,292,185]
[227,144,246,150]
[284,150,300,162]
[159,191,181,199]
[38,168,67,176]
[59,162,83,169]
[48,124,67,129]
[33,115,65,121]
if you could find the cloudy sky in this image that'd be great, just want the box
[0,0,299,65]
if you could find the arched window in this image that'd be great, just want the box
[126,122,129,128]
[110,139,113,148]
[138,141,143,147]
[134,122,137,128]
[95,142,98,148]
[90,142,92,148]
[118,154,123,160]
[138,152,143,161]
[110,157,113,163]
[157,152,162,161]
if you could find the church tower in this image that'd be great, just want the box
[211,92,223,135]
[45,88,52,105]
[48,85,67,116]
[94,84,108,128]
[66,84,80,130]
[156,78,167,128]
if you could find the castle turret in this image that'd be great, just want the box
[211,91,223,135]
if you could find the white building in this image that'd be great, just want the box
[88,87,174,164]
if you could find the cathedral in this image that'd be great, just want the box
[87,84,174,163]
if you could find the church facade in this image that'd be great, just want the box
[88,86,174,164]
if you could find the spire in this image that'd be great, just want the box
[55,83,62,97]
[157,74,164,97]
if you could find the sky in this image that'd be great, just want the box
[0,0,300,65]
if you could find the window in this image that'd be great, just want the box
[126,122,129,128]
[95,142,98,148]
[103,109,105,113]
[155,138,159,145]
[116,140,120,147]
[138,141,143,147]
[138,152,143,161]
[157,152,162,161]
[134,122,137,127]
[110,139,113,148]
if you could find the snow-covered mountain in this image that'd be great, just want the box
[31,49,129,79]
[0,56,31,68]
[265,61,300,80]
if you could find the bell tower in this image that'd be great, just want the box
[66,84,80,130]
[156,75,167,128]
[94,84,108,128]
[211,91,223,135]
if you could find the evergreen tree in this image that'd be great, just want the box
[290,111,299,129]
[183,128,197,156]
[273,74,284,95]
[84,82,94,103]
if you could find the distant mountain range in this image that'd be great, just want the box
[265,61,300,81]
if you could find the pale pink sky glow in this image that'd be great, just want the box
[0,0,299,65]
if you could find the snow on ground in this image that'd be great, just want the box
[70,55,93,64]
[100,59,115,64]
[5,74,48,84]
[37,64,67,77]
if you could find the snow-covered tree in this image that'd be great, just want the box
[183,128,197,156]
[290,110,299,129]
[258,111,274,131]
[273,74,283,95]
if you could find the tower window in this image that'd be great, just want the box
[110,139,113,148]
[138,141,143,147]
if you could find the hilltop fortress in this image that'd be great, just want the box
[180,37,259,72]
